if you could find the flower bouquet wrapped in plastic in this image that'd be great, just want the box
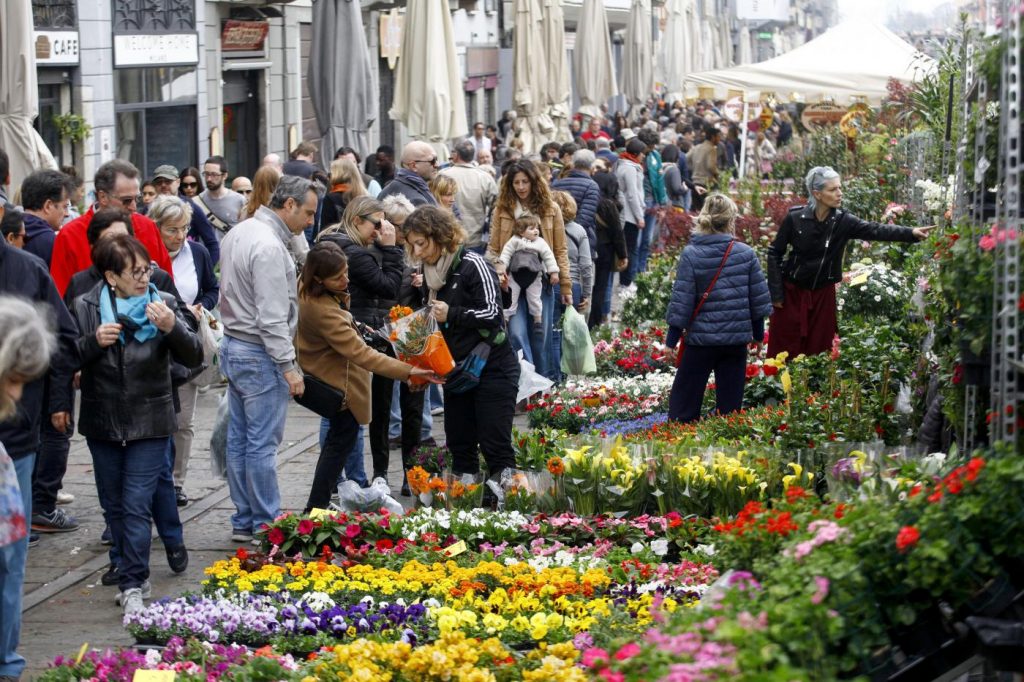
[384,306,455,385]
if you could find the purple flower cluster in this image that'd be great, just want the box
[592,412,669,437]
[279,599,429,638]
[125,593,283,646]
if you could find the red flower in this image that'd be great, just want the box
[778,423,788,432]
[745,364,760,379]
[297,519,315,536]
[965,457,985,481]
[895,526,920,552]
[235,547,249,560]
[375,539,395,552]
[883,403,895,414]
[785,486,808,503]
[763,364,779,377]
[267,527,285,546]
[345,524,362,539]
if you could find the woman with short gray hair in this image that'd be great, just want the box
[151,194,219,506]
[765,166,933,358]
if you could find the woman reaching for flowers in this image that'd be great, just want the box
[295,241,441,511]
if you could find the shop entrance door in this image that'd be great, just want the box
[222,70,261,179]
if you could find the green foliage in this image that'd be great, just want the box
[52,112,92,143]
[620,252,677,328]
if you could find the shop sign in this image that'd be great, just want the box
[221,20,269,52]
[736,0,789,22]
[801,102,847,129]
[380,9,403,70]
[114,33,199,67]
[723,96,762,123]
[34,31,79,65]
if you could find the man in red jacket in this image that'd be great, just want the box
[51,159,172,297]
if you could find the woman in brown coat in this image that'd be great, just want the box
[295,241,438,510]
[486,159,571,380]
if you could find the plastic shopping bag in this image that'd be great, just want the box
[335,478,404,516]
[383,306,456,384]
[210,391,229,480]
[517,352,553,403]
[559,305,596,376]
[193,308,224,388]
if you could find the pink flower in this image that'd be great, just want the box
[811,576,830,605]
[599,670,625,682]
[296,519,315,536]
[979,235,996,251]
[581,648,609,668]
[614,642,642,660]
[345,524,361,539]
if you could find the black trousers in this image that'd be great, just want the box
[443,345,519,477]
[399,382,426,467]
[32,385,73,514]
[619,222,639,287]
[369,372,395,479]
[306,409,360,511]
[667,344,748,423]
[589,243,614,329]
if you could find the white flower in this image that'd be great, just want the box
[144,649,162,667]
[650,539,669,556]
[630,542,644,554]
[696,543,716,556]
[873,295,882,302]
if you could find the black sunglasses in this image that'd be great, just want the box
[361,215,382,228]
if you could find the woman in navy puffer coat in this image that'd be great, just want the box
[664,193,773,422]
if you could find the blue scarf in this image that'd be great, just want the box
[99,283,161,344]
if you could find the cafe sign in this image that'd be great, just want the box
[34,31,79,65]
[221,20,269,52]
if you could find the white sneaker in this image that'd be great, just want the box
[430,406,444,416]
[115,580,151,604]
[56,491,74,505]
[119,587,145,616]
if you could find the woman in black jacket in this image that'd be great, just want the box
[766,166,931,359]
[318,196,404,483]
[70,235,202,616]
[403,205,518,483]
[590,163,628,328]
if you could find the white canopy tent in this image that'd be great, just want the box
[684,19,935,105]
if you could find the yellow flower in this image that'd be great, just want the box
[780,368,792,394]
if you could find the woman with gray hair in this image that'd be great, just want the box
[150,194,219,507]
[766,166,932,358]
[317,195,404,487]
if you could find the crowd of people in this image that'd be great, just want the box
[0,94,926,677]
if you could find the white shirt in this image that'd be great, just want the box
[171,241,200,306]
[471,135,492,160]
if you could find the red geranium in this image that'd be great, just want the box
[895,526,920,552]
[267,527,285,546]
[345,523,362,539]
[297,519,315,536]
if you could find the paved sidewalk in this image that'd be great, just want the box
[19,385,443,678]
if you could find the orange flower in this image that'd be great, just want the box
[389,305,414,322]
[428,477,447,493]
[407,466,430,495]
[547,456,565,476]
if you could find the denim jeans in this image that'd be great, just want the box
[88,438,174,591]
[107,439,183,569]
[219,336,288,534]
[636,198,659,275]
[551,282,583,384]
[0,453,33,678]
[620,222,639,287]
[389,382,432,441]
[508,280,556,381]
[429,384,444,411]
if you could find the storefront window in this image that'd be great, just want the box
[115,66,197,177]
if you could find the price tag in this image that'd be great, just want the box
[443,540,467,557]
[308,508,332,521]
[849,273,869,286]
[133,671,175,682]
[75,643,89,664]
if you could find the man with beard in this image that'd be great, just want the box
[197,155,246,235]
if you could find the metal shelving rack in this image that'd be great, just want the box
[989,0,1022,446]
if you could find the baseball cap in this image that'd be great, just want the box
[621,129,637,141]
[153,165,179,180]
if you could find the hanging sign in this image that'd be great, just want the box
[34,31,79,65]
[380,9,403,70]
[221,20,269,52]
[759,108,774,129]
[800,102,847,129]
[736,0,790,22]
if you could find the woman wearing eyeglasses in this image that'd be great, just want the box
[316,196,405,487]
[150,195,219,507]
[68,234,203,616]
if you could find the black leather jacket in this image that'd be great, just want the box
[71,281,204,442]
[766,206,917,303]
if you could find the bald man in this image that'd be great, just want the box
[377,141,440,207]
[261,153,283,173]
[231,176,253,197]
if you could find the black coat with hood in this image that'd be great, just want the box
[319,231,405,329]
